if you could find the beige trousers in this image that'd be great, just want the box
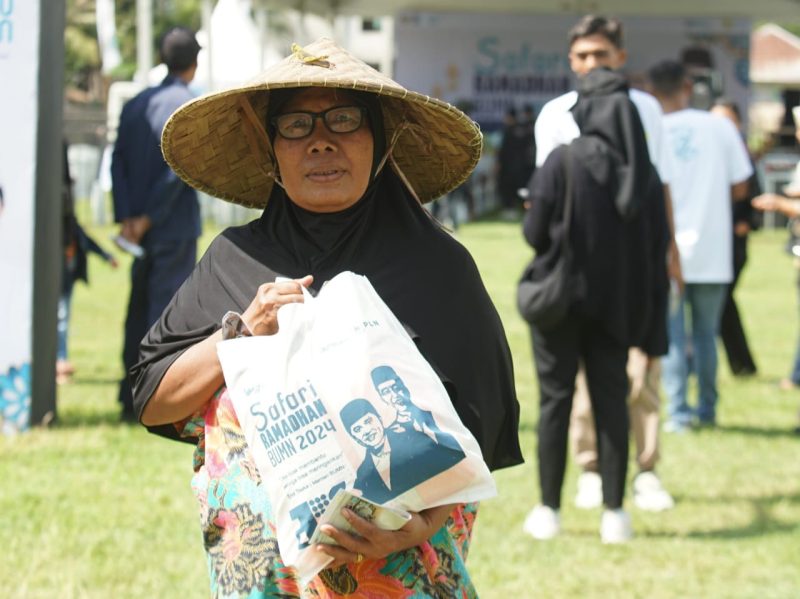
[570,348,661,472]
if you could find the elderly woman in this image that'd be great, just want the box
[131,39,522,597]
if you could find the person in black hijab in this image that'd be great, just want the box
[128,39,521,597]
[521,67,669,544]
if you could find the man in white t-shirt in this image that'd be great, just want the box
[524,16,678,544]
[648,60,753,432]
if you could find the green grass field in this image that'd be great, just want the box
[2,221,799,598]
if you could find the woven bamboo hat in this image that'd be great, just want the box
[161,37,482,209]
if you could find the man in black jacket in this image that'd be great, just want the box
[523,66,670,544]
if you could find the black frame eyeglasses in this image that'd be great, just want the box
[271,105,367,140]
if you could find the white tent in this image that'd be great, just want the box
[195,0,277,92]
[263,0,800,19]
[192,0,339,93]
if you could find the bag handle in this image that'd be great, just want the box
[560,144,574,261]
[274,277,315,332]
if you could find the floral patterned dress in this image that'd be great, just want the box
[180,388,480,598]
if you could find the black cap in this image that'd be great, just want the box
[159,26,201,71]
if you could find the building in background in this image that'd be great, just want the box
[750,23,800,146]
[750,23,800,213]
[65,4,800,227]
[65,0,395,226]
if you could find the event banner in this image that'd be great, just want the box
[394,12,751,132]
[0,1,40,434]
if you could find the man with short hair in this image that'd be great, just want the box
[526,14,678,543]
[112,26,202,421]
[648,60,752,432]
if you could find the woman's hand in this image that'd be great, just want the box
[315,504,456,569]
[241,275,313,335]
[143,274,313,425]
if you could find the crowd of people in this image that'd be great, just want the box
[496,105,537,217]
[524,15,800,543]
[519,15,799,546]
[54,14,800,598]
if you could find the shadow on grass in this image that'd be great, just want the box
[518,421,798,437]
[51,409,132,428]
[66,375,121,385]
[714,424,799,438]
[685,519,798,539]
[643,491,800,540]
[466,209,524,225]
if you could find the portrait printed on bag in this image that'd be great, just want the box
[370,365,462,451]
[339,364,466,504]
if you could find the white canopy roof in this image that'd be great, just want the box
[263,0,800,19]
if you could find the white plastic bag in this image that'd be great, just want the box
[217,271,496,583]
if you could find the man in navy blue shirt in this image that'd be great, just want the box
[111,27,201,421]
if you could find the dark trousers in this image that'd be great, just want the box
[118,239,196,415]
[720,234,757,375]
[531,317,629,509]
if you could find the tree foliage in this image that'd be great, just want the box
[64,0,101,90]
[65,0,204,91]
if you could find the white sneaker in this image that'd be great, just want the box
[522,505,561,540]
[600,508,633,544]
[633,471,675,511]
[574,471,603,509]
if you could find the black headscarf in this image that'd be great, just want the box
[524,68,669,354]
[130,93,523,472]
[571,68,651,220]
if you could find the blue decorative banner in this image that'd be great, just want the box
[0,0,40,434]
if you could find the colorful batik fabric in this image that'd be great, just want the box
[182,388,479,598]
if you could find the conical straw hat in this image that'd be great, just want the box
[161,37,483,208]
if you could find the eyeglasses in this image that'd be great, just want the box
[271,105,367,139]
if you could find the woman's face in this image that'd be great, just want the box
[273,88,374,213]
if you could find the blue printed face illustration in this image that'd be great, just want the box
[671,126,698,162]
[349,412,386,449]
[376,377,412,419]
